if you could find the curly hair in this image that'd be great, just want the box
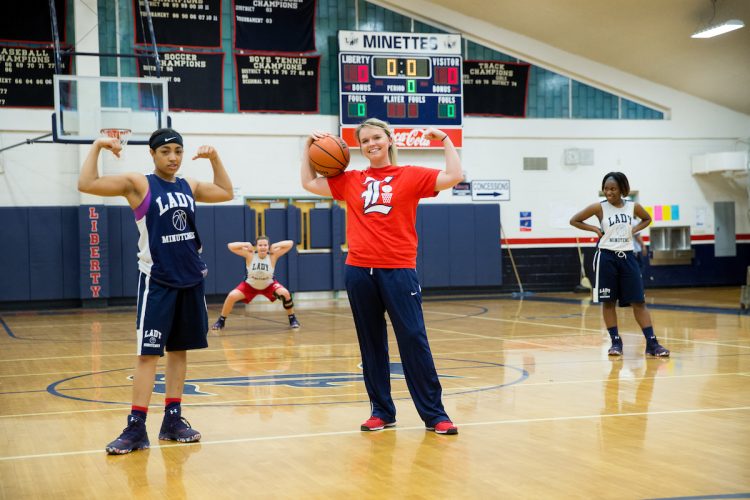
[601,172,630,197]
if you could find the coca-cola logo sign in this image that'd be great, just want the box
[391,129,431,147]
[340,127,462,149]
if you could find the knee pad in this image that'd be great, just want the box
[281,294,294,310]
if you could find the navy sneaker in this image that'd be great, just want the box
[608,342,623,356]
[159,406,201,443]
[289,315,300,329]
[211,317,225,331]
[106,414,150,455]
[645,343,670,357]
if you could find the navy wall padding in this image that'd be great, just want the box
[29,208,64,300]
[264,209,287,244]
[0,208,31,301]
[196,207,216,294]
[331,205,345,290]
[297,253,333,291]
[61,207,80,299]
[448,205,477,286]
[106,207,124,297]
[212,206,245,295]
[474,205,502,286]
[120,208,140,296]
[310,209,332,249]
[283,205,301,291]
[245,208,257,242]
[419,205,452,287]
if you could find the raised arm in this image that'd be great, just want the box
[189,146,234,203]
[77,138,147,208]
[270,240,293,257]
[227,241,254,259]
[424,128,463,192]
[632,203,652,235]
[570,202,604,238]
[301,132,333,197]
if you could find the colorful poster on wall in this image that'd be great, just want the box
[134,0,222,48]
[233,0,315,53]
[137,51,224,112]
[520,211,532,232]
[645,205,680,221]
[234,54,319,112]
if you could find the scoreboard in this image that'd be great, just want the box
[338,30,463,149]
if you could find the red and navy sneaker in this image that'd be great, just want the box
[360,416,396,431]
[106,414,150,455]
[427,420,458,435]
[645,344,670,357]
[159,406,201,443]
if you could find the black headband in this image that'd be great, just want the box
[149,130,183,150]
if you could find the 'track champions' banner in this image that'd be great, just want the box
[463,60,530,117]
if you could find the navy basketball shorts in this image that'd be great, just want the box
[135,273,209,356]
[593,249,645,306]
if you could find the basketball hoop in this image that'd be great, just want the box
[100,128,132,148]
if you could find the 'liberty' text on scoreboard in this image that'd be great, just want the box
[338,31,463,137]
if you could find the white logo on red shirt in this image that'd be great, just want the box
[362,176,394,214]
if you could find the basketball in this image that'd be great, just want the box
[309,135,350,177]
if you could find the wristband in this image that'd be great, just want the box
[440,134,449,142]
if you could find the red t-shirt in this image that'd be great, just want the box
[327,165,439,268]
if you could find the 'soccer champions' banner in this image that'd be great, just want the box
[137,51,224,112]
[233,0,316,53]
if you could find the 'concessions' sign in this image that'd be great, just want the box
[0,47,70,108]
[134,0,221,48]
[234,54,319,113]
[0,0,66,44]
[341,128,462,149]
[463,60,529,117]
[233,0,315,53]
[138,51,224,112]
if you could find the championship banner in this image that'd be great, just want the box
[234,54,319,113]
[133,0,222,48]
[137,51,224,112]
[0,0,66,43]
[463,60,530,117]
[341,127,462,149]
[233,0,315,53]
[0,46,71,108]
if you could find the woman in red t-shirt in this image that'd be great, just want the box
[301,118,463,435]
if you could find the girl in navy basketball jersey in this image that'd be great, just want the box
[570,172,670,357]
[78,128,234,454]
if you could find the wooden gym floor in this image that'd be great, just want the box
[1,287,748,499]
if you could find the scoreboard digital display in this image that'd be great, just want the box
[338,30,463,149]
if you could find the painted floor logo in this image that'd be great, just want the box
[47,359,529,406]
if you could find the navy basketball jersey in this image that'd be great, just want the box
[135,174,205,288]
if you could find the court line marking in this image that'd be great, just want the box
[2,370,746,419]
[1,405,748,462]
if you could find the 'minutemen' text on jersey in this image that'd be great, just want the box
[599,199,635,252]
[135,174,205,287]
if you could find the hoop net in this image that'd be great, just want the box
[100,128,132,147]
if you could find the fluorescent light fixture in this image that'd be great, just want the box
[691,19,745,38]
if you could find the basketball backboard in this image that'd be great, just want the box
[52,75,170,145]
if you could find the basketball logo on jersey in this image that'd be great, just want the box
[172,210,187,231]
[361,175,394,215]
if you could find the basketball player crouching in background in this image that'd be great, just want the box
[211,237,300,331]
[78,128,234,454]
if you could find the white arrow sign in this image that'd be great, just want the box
[471,180,510,201]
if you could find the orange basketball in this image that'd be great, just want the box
[309,135,350,177]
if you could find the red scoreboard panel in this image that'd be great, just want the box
[338,30,463,149]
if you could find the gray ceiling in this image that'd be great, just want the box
[417,0,750,115]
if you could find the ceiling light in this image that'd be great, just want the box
[691,19,745,38]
